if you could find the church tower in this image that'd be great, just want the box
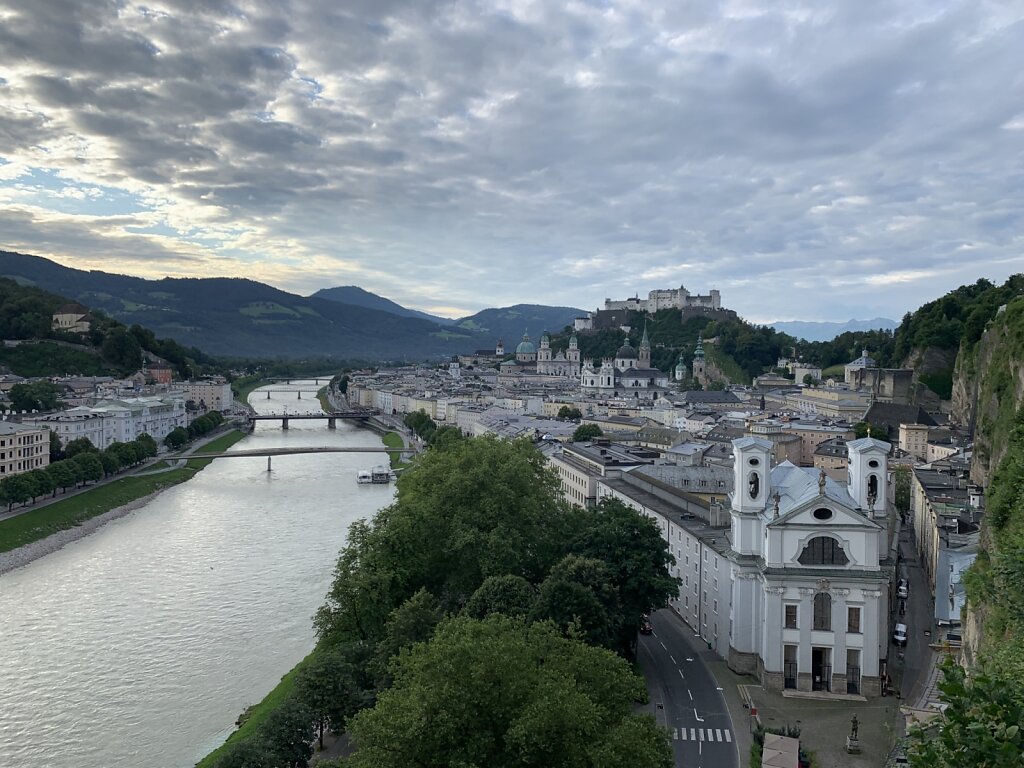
[639,322,651,368]
[537,332,552,373]
[568,333,581,378]
[847,437,890,519]
[495,339,504,356]
[692,335,707,386]
[730,436,772,555]
[674,351,687,382]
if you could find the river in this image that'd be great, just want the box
[0,381,393,768]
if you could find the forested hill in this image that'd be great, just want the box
[452,304,586,346]
[0,250,484,360]
[312,285,454,326]
[0,277,216,379]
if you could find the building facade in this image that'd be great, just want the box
[727,436,894,697]
[0,422,50,477]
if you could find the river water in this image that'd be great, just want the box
[0,381,393,768]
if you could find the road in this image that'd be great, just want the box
[895,521,937,704]
[639,609,739,768]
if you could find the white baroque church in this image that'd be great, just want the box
[579,327,671,400]
[727,436,894,696]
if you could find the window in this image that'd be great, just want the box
[813,593,832,631]
[847,606,861,634]
[798,537,850,566]
[784,604,798,629]
[713,599,718,614]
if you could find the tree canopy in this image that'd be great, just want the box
[345,615,672,768]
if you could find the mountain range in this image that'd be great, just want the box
[768,317,898,342]
[0,251,584,360]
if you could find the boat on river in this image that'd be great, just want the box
[357,465,395,484]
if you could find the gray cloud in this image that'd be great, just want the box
[0,0,1022,321]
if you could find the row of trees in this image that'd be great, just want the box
[211,435,678,767]
[164,410,224,449]
[0,433,158,510]
[403,410,463,449]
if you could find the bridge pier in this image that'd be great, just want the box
[328,418,336,429]
[267,456,272,472]
[282,417,289,430]
[297,391,302,399]
[267,391,271,399]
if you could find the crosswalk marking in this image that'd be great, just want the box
[673,727,732,743]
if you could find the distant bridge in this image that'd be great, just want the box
[260,389,323,399]
[247,409,380,429]
[187,444,413,471]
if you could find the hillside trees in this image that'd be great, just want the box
[8,381,64,412]
[345,615,672,768]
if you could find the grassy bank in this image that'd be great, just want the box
[230,376,267,406]
[317,385,332,413]
[195,648,319,768]
[382,431,411,470]
[0,430,246,554]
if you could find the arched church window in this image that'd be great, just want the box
[797,536,849,566]
[868,474,878,499]
[813,592,832,630]
[747,471,760,499]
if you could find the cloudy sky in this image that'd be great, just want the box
[1,0,1021,322]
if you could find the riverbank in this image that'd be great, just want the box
[0,430,246,576]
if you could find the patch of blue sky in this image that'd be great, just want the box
[9,167,150,216]
[124,222,181,238]
[298,77,323,101]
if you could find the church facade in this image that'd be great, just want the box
[727,436,894,697]
[580,327,671,400]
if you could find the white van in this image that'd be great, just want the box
[897,578,909,600]
[893,623,908,646]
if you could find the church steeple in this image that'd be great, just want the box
[639,320,651,367]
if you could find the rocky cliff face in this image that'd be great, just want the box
[953,298,1024,486]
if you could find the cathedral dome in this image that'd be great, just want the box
[616,341,637,359]
[516,336,536,355]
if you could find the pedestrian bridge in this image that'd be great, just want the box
[186,444,414,471]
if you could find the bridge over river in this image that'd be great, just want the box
[246,409,380,429]
[188,444,414,470]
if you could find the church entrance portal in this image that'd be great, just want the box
[812,647,832,692]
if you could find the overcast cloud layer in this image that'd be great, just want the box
[0,0,1022,321]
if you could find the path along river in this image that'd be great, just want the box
[0,381,393,768]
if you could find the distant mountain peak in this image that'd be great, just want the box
[768,317,898,342]
[312,285,453,325]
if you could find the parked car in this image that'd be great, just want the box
[893,623,908,646]
[897,578,909,600]
[639,618,654,635]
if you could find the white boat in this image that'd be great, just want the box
[370,465,392,483]
[356,470,373,484]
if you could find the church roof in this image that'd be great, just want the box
[616,340,637,359]
[767,461,859,517]
[515,332,536,355]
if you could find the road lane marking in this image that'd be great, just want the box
[686,657,694,661]
[673,728,678,740]
[694,708,704,722]
[690,728,696,740]
[688,689,693,701]
[678,669,685,679]
[670,654,677,664]
[724,730,732,742]
[660,641,667,650]
[698,729,704,741]
[715,729,723,741]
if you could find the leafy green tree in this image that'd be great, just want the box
[8,381,64,412]
[346,615,671,768]
[64,437,98,458]
[136,433,158,458]
[99,452,120,476]
[294,645,372,750]
[427,424,463,450]
[211,738,274,768]
[46,460,80,493]
[569,498,680,654]
[558,406,582,420]
[258,694,314,768]
[0,473,33,509]
[71,452,104,484]
[465,574,537,619]
[531,555,620,648]
[572,424,603,442]
[802,373,815,387]
[25,468,53,502]
[48,430,62,462]
[370,588,444,683]
[165,427,189,449]
[100,327,143,372]
[908,659,1024,768]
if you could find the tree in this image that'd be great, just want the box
[802,373,815,387]
[100,326,143,372]
[465,574,537,619]
[531,555,620,648]
[346,615,671,768]
[136,433,158,458]
[99,452,120,476]
[0,473,33,509]
[370,588,444,683]
[568,498,680,655]
[907,659,1024,768]
[558,406,582,420]
[428,425,463,451]
[894,465,912,519]
[8,381,64,412]
[64,437,98,458]
[165,427,189,449]
[572,424,603,442]
[25,469,53,502]
[48,430,62,462]
[294,645,372,750]
[257,694,315,768]
[71,452,104,485]
[46,460,80,493]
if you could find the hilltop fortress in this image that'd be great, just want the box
[604,285,721,313]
